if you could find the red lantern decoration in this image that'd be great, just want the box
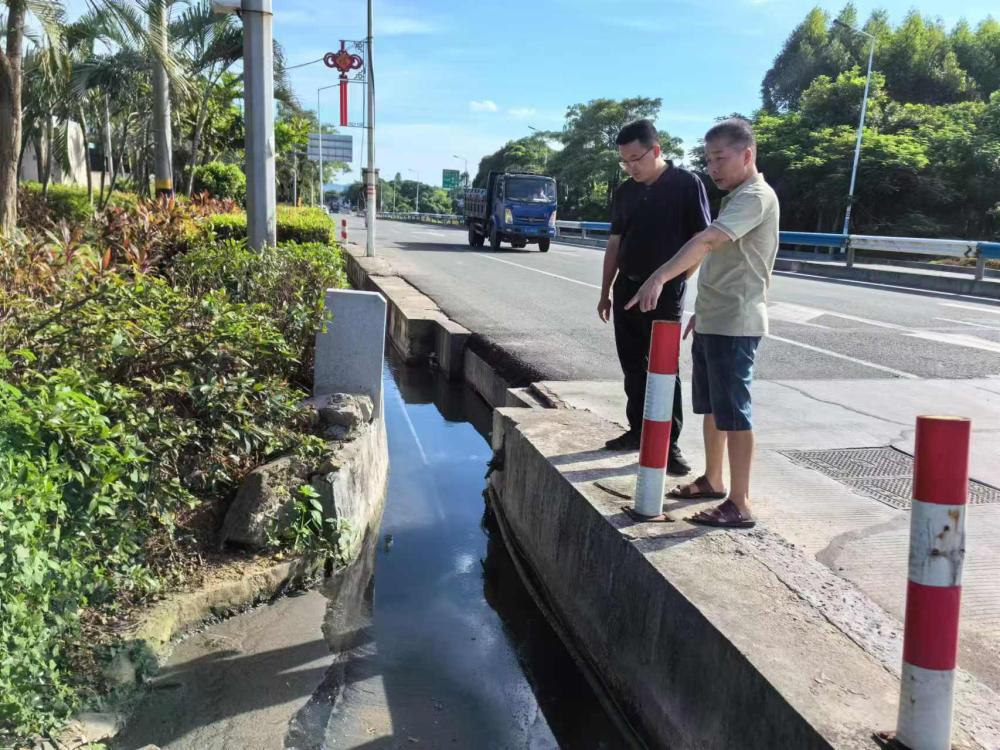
[324,42,364,126]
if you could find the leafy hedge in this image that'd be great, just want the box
[0,206,346,742]
[191,161,247,203]
[18,182,138,226]
[204,206,336,244]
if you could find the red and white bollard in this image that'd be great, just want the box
[341,218,348,244]
[630,320,681,520]
[896,415,970,750]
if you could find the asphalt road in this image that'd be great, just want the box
[346,216,1000,383]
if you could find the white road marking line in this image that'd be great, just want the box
[939,302,1000,317]
[934,317,1000,331]
[414,230,446,237]
[770,301,1000,356]
[475,253,601,289]
[767,334,920,378]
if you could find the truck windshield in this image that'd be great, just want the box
[506,179,556,203]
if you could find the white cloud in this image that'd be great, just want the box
[508,107,537,119]
[379,16,439,36]
[469,100,499,113]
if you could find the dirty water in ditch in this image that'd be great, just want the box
[115,358,627,750]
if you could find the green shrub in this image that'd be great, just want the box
[191,161,247,203]
[172,239,346,387]
[18,182,93,224]
[204,211,248,241]
[0,208,345,740]
[276,206,335,244]
[199,206,335,245]
[0,366,182,736]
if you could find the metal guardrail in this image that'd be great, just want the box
[378,212,998,281]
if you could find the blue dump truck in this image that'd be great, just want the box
[464,171,557,252]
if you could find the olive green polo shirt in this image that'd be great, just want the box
[695,173,780,337]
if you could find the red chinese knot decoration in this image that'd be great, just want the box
[324,42,364,126]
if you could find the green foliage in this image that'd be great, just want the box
[191,161,246,203]
[271,485,352,560]
[0,209,346,740]
[201,206,336,244]
[18,182,95,224]
[172,239,344,387]
[0,368,166,735]
[755,4,1000,239]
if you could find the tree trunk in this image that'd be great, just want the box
[0,1,26,235]
[103,94,114,201]
[81,108,93,205]
[185,73,218,196]
[34,134,45,190]
[150,2,173,199]
[42,119,54,193]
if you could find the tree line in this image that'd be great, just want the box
[472,4,999,239]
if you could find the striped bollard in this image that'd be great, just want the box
[896,415,970,750]
[628,320,681,521]
[341,218,348,244]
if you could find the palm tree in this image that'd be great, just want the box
[0,0,63,235]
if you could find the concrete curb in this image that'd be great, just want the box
[344,248,522,404]
[774,257,1000,299]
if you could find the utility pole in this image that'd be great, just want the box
[364,0,376,257]
[292,152,298,206]
[241,0,276,248]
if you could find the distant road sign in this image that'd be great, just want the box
[307,133,352,161]
[442,169,460,189]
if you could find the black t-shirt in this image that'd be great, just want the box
[610,164,711,315]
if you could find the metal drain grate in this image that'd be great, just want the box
[779,446,1000,510]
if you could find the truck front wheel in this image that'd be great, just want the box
[538,239,551,252]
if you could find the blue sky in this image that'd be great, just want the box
[64,0,999,187]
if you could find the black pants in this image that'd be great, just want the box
[612,275,683,446]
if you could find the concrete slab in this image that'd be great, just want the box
[524,377,1000,725]
[314,289,387,417]
[488,404,1000,749]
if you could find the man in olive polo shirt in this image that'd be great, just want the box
[625,118,779,528]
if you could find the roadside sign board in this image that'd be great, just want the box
[442,169,460,189]
[307,133,353,162]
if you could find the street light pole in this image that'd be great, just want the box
[316,83,338,210]
[527,125,548,170]
[453,154,467,187]
[408,168,419,213]
[364,0,376,257]
[835,19,876,266]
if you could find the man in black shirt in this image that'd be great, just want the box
[598,119,711,474]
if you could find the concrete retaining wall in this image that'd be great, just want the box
[487,407,911,750]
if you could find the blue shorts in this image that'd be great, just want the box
[691,333,761,431]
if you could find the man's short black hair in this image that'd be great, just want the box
[616,119,659,148]
[705,118,756,151]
